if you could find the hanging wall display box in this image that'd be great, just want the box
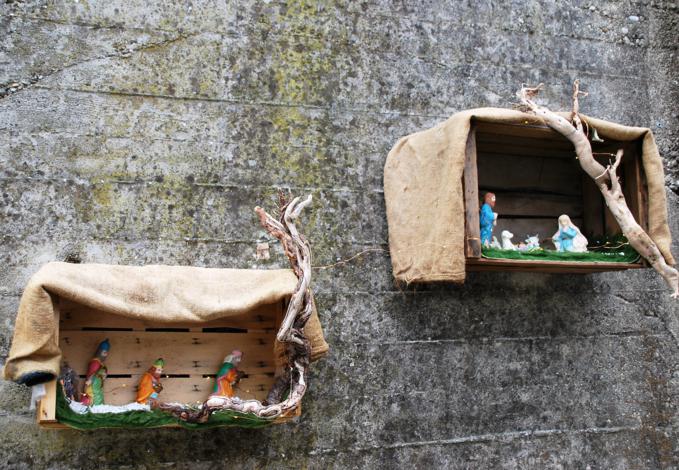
[464,119,647,273]
[3,196,328,430]
[384,108,674,284]
[34,294,295,429]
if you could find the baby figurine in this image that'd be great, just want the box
[518,234,540,251]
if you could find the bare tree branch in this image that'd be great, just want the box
[517,82,679,298]
[159,194,316,421]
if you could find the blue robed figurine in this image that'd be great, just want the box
[479,192,497,247]
[552,214,588,252]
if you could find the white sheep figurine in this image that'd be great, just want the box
[501,230,517,250]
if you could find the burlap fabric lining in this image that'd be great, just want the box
[3,262,328,385]
[384,107,674,284]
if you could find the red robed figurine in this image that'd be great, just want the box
[81,339,110,406]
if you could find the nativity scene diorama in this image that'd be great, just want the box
[2,195,329,429]
[480,191,609,259]
[384,81,678,297]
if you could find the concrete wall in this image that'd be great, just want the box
[1,1,678,468]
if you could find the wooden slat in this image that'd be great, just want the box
[466,257,642,273]
[60,330,276,376]
[60,301,277,332]
[464,125,481,257]
[37,380,58,424]
[486,192,582,218]
[477,152,582,196]
[476,131,575,151]
[581,173,605,238]
[591,140,629,154]
[476,140,576,159]
[621,140,648,231]
[474,121,572,141]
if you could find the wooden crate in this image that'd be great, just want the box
[464,120,647,273]
[37,298,298,428]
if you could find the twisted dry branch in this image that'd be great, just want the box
[158,194,315,422]
[517,81,678,298]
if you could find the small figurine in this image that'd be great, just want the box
[518,234,540,251]
[480,192,498,247]
[490,236,502,249]
[552,214,588,252]
[525,234,540,250]
[59,365,80,402]
[136,358,165,406]
[501,230,517,250]
[212,350,244,398]
[81,338,110,406]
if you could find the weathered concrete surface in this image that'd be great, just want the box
[1,0,678,468]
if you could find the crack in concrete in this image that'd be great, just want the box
[0,175,386,194]
[0,31,200,100]
[308,425,642,455]
[656,308,679,351]
[13,8,679,53]
[353,332,666,347]
[23,85,459,119]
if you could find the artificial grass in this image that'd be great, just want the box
[55,386,273,430]
[482,240,640,263]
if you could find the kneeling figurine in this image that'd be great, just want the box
[136,358,165,407]
[212,350,245,398]
[552,214,588,252]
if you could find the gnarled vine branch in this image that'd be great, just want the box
[158,194,315,422]
[517,81,678,298]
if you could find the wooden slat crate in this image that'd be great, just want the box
[464,120,647,273]
[37,298,297,428]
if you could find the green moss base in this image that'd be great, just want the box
[481,247,640,263]
[55,387,272,430]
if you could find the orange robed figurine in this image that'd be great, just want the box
[212,350,244,397]
[136,358,164,406]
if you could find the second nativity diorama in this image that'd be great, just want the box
[468,113,645,271]
[3,196,328,430]
[384,81,677,296]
